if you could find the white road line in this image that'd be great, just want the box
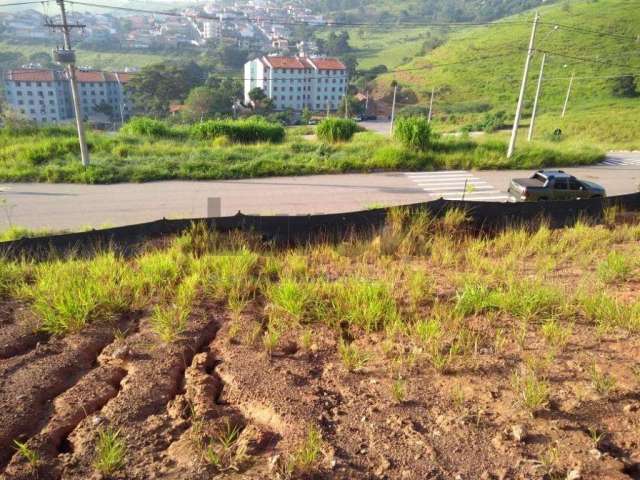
[431,189,502,196]
[423,187,500,195]
[405,170,508,202]
[407,170,467,175]
[416,181,491,187]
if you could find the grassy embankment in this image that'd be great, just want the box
[375,0,640,149]
[2,209,640,476]
[0,118,603,184]
[4,208,640,378]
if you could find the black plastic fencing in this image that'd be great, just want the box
[1,192,639,260]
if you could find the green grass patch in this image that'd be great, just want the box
[0,126,603,184]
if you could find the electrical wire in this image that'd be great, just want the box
[540,21,639,42]
[0,1,46,7]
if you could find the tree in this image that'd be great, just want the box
[342,55,359,79]
[248,87,267,103]
[610,75,638,98]
[126,62,206,117]
[184,86,217,121]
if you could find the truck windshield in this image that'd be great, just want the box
[533,173,547,182]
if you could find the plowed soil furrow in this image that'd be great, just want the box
[56,304,223,479]
[0,315,136,471]
[2,365,128,480]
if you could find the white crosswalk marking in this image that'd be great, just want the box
[599,157,640,167]
[405,171,509,202]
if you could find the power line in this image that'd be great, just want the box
[0,1,46,7]
[537,48,640,69]
[540,21,639,42]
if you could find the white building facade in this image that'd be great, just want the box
[2,68,133,124]
[244,56,348,112]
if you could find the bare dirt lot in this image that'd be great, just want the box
[1,211,640,480]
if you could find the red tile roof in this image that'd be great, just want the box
[264,56,309,69]
[5,69,55,82]
[75,70,106,83]
[308,58,346,71]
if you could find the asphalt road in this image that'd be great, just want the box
[0,152,638,231]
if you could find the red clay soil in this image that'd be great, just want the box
[1,298,640,480]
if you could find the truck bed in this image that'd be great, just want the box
[513,177,546,188]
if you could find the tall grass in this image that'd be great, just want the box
[120,117,174,138]
[23,252,132,335]
[393,116,433,151]
[191,118,285,143]
[316,118,358,143]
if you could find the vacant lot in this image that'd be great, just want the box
[1,209,640,479]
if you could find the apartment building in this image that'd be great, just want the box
[244,55,348,112]
[2,68,133,124]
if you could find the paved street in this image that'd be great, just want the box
[0,152,638,231]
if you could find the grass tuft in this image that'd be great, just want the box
[93,427,126,475]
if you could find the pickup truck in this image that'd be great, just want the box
[508,170,606,202]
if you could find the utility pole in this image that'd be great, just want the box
[49,0,90,167]
[389,84,398,135]
[428,86,435,123]
[528,53,546,141]
[344,94,348,118]
[561,71,575,118]
[507,11,540,158]
[365,91,369,114]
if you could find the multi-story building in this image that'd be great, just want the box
[2,68,133,124]
[244,55,348,112]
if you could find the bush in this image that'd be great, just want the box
[120,117,172,138]
[317,118,358,143]
[394,116,433,151]
[191,118,285,143]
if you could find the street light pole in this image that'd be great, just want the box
[507,11,540,158]
[390,84,398,135]
[561,71,575,118]
[528,53,546,141]
[55,0,90,167]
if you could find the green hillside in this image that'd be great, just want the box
[375,0,640,147]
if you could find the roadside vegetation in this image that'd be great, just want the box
[0,119,603,184]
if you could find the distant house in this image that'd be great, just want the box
[244,55,348,112]
[2,68,133,124]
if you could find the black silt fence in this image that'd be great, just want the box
[1,193,639,261]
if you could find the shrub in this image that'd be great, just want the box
[120,117,172,138]
[316,118,358,143]
[191,118,285,143]
[394,116,433,151]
